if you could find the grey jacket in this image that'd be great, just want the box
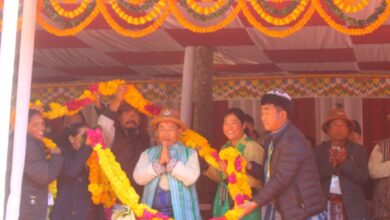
[315,140,369,220]
[253,122,327,219]
[19,135,63,220]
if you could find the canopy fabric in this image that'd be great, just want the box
[22,1,390,82]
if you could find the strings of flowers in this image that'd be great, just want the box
[25,0,390,37]
[31,79,253,219]
[41,137,59,199]
[86,129,172,220]
[209,147,251,220]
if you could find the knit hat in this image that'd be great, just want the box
[322,108,354,133]
[260,89,293,113]
[150,108,187,130]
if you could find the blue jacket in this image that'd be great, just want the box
[51,143,104,220]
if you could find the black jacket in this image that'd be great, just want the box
[253,122,326,219]
[19,135,63,220]
[315,140,369,220]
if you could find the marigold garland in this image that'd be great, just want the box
[171,0,241,33]
[50,0,90,18]
[217,147,251,220]
[88,132,172,220]
[37,0,99,36]
[97,0,170,38]
[31,79,253,219]
[185,0,228,15]
[240,0,316,38]
[314,0,390,35]
[42,137,58,199]
[248,0,309,26]
[333,0,369,13]
[109,0,168,25]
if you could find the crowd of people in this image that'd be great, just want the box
[14,86,390,220]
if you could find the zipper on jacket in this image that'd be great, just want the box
[293,181,305,209]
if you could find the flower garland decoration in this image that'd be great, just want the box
[256,0,300,17]
[333,0,369,13]
[50,0,90,18]
[178,0,235,22]
[32,79,253,219]
[314,0,390,35]
[247,0,310,26]
[325,0,388,27]
[108,0,168,25]
[211,147,250,220]
[240,0,316,38]
[97,0,171,38]
[181,129,221,169]
[41,137,59,199]
[184,0,228,15]
[37,0,99,36]
[86,129,172,220]
[171,0,241,33]
[117,0,159,13]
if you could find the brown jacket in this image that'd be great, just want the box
[253,122,326,219]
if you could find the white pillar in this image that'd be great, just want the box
[0,0,21,218]
[5,0,38,219]
[180,47,195,127]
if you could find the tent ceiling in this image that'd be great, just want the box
[31,2,390,83]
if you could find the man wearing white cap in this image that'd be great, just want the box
[239,89,326,220]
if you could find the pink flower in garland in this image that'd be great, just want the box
[142,210,170,220]
[234,156,243,172]
[235,194,250,205]
[86,129,105,147]
[228,173,237,184]
[211,151,221,163]
[142,210,154,219]
[65,98,93,111]
[210,217,227,220]
[89,84,99,93]
[144,103,162,116]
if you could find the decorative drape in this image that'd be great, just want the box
[2,0,390,38]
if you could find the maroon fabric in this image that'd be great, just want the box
[290,98,316,146]
[363,98,390,152]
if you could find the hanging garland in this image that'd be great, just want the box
[333,0,369,13]
[32,79,252,219]
[108,0,168,25]
[36,0,99,36]
[178,0,235,22]
[184,0,228,15]
[247,0,310,26]
[87,130,171,220]
[171,0,241,33]
[117,0,160,13]
[42,137,59,199]
[240,0,316,38]
[256,0,300,17]
[326,0,388,26]
[97,0,170,37]
[49,0,90,19]
[314,0,390,35]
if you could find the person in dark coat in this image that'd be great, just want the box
[239,89,327,220]
[315,108,369,220]
[51,123,105,220]
[97,84,150,196]
[19,109,64,220]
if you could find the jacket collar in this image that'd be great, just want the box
[269,120,290,142]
